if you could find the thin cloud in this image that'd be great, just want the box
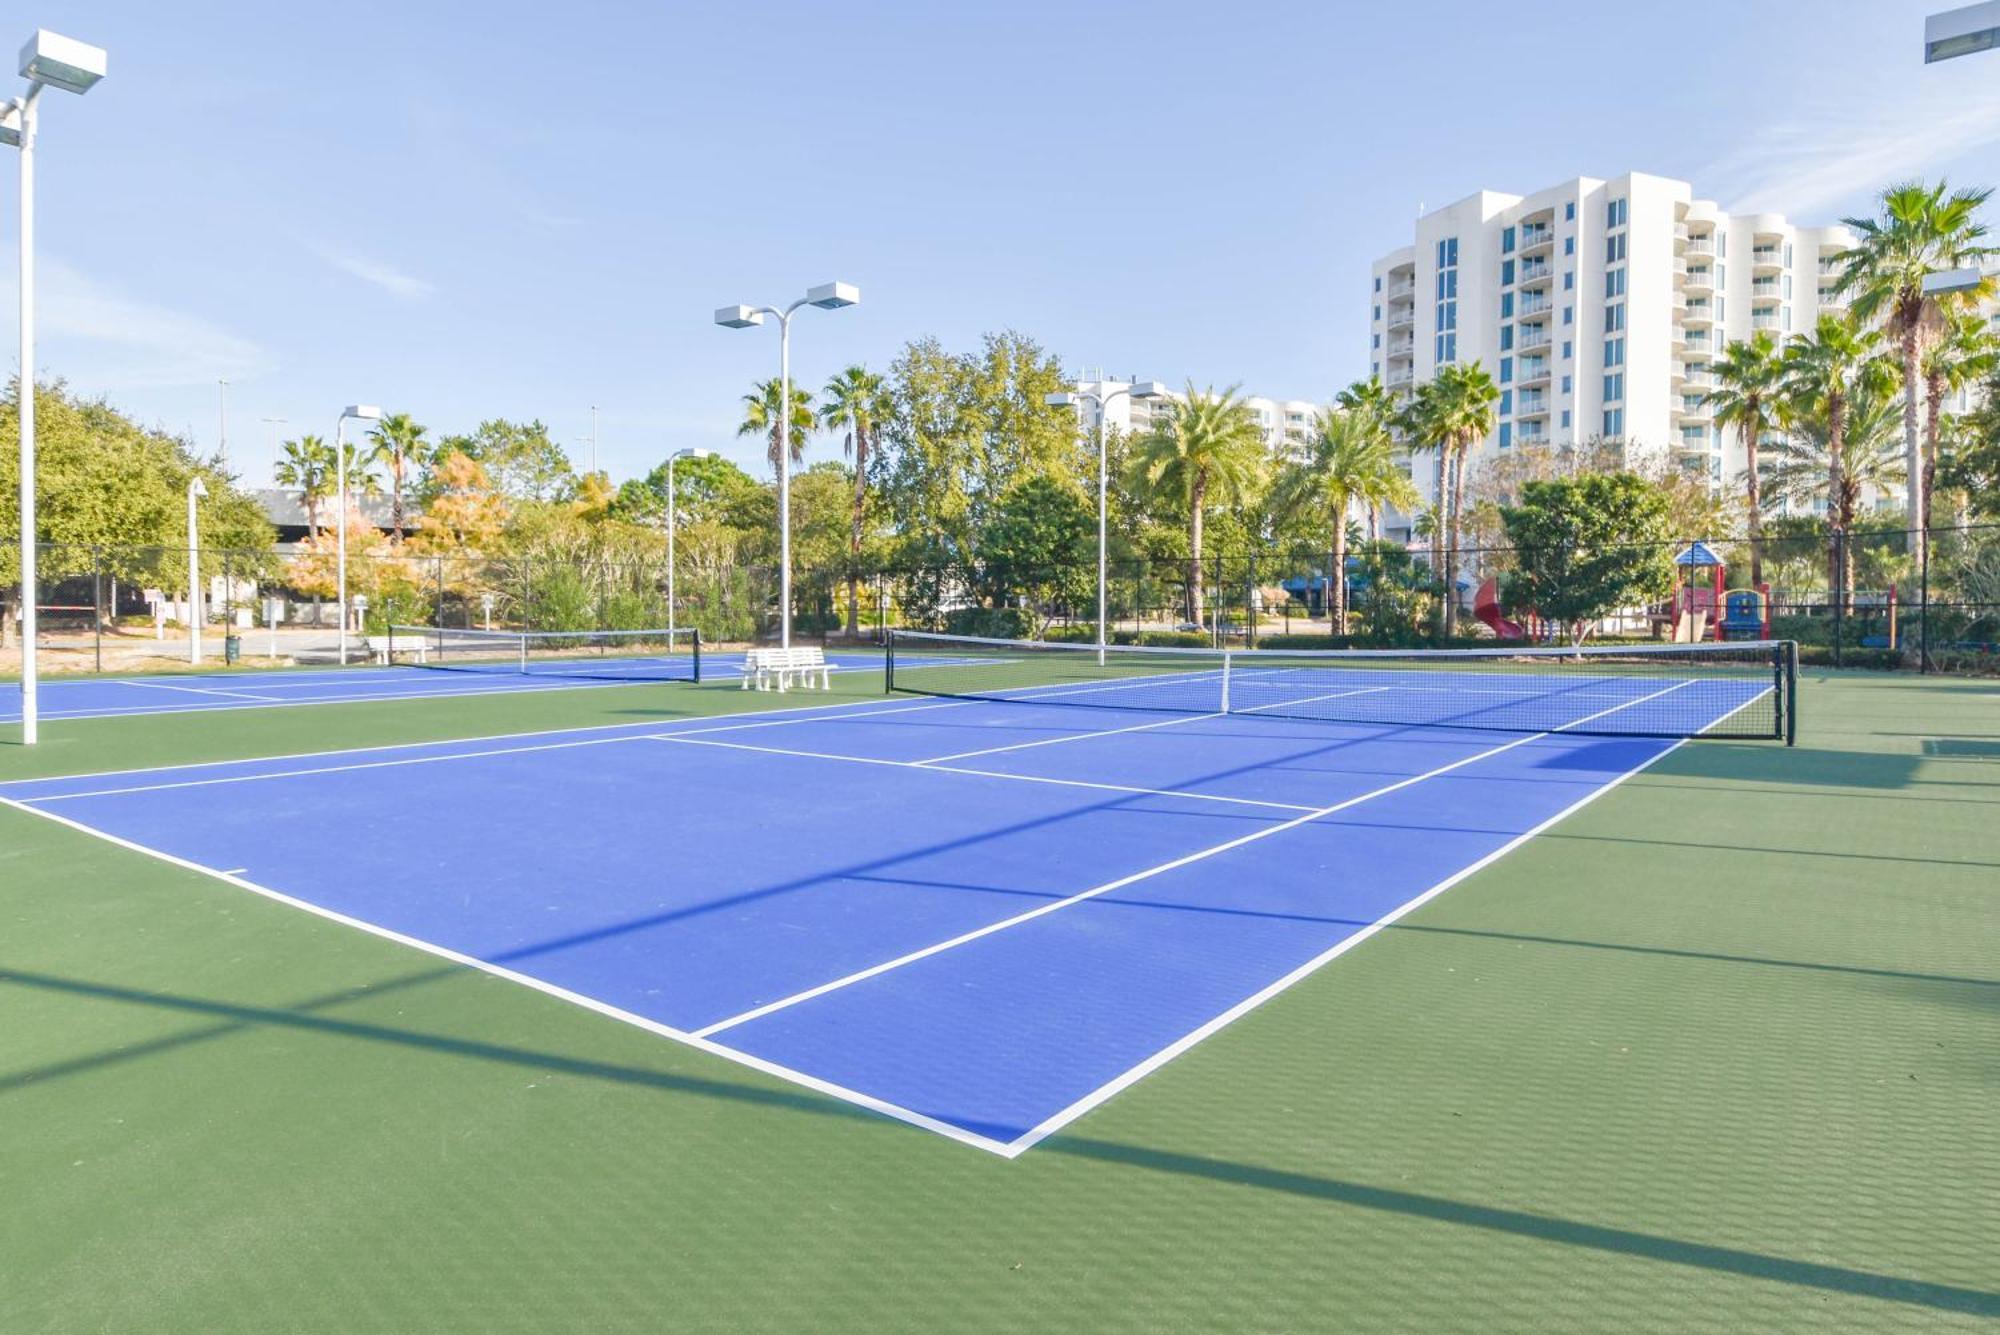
[322,250,436,300]
[0,256,267,389]
[1704,83,2000,219]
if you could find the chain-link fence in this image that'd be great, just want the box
[8,523,2000,674]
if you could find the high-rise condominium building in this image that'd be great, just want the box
[1070,380,1320,450]
[1366,171,1867,529]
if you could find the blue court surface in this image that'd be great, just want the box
[0,668,1765,1156]
[0,651,895,724]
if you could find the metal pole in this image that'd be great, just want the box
[187,483,201,665]
[667,455,678,635]
[92,544,101,673]
[1920,519,1931,675]
[1096,407,1108,665]
[217,379,228,469]
[336,419,349,665]
[17,89,40,743]
[778,313,793,649]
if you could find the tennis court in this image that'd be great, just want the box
[0,634,1794,1154]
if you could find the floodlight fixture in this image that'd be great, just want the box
[714,305,763,329]
[19,29,105,94]
[806,281,860,310]
[1925,1,2000,61]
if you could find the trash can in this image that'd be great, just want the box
[224,634,241,665]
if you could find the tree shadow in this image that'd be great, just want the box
[2,963,1994,1319]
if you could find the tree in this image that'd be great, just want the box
[1129,383,1267,625]
[410,450,510,553]
[972,475,1095,635]
[1833,179,1998,545]
[1498,474,1676,647]
[1765,379,1907,601]
[274,434,335,537]
[436,419,574,503]
[1403,363,1499,635]
[1941,366,2000,520]
[1269,407,1419,633]
[1777,315,1898,603]
[737,377,816,474]
[367,411,431,543]
[1921,307,1998,528]
[1708,331,1784,585]
[818,364,892,635]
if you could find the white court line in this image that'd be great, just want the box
[122,679,285,702]
[0,793,1020,1157]
[691,679,1697,1042]
[1002,726,1697,1156]
[645,733,1316,814]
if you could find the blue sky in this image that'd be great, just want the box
[15,0,2000,485]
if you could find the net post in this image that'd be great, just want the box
[691,628,702,684]
[388,624,397,662]
[518,633,528,675]
[1783,640,1798,746]
[1219,648,1232,714]
[885,629,896,694]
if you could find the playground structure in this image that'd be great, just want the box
[1471,542,1777,644]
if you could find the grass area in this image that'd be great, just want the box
[2,669,1996,1331]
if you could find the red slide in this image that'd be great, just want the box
[1473,577,1525,639]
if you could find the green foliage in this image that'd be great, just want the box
[436,419,574,503]
[972,475,1095,632]
[1499,474,1676,645]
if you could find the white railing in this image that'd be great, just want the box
[1685,238,1715,256]
[1387,282,1415,300]
[1752,246,1782,263]
[1519,227,1553,248]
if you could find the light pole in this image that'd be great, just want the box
[1046,380,1167,662]
[217,379,229,469]
[589,405,599,476]
[715,281,860,648]
[665,447,711,635]
[335,403,382,665]
[186,477,208,665]
[261,416,287,483]
[4,29,106,746]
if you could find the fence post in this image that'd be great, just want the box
[1831,529,1844,669]
[91,544,103,673]
[1919,522,1930,675]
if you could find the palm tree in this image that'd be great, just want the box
[1130,383,1267,625]
[1765,381,1907,600]
[273,434,335,537]
[1335,376,1403,538]
[1777,315,1898,605]
[1833,179,1997,544]
[1270,407,1420,633]
[817,365,892,636]
[335,441,383,521]
[1707,332,1784,586]
[737,377,816,475]
[366,411,430,543]
[1406,363,1499,635]
[1921,307,1998,528]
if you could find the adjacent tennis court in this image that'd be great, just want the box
[0,634,1794,1153]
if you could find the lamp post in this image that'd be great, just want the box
[715,281,860,648]
[666,447,711,636]
[217,379,229,469]
[335,404,382,665]
[4,29,106,746]
[1046,380,1168,662]
[261,416,287,483]
[186,477,208,665]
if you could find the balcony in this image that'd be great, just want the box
[1685,237,1715,257]
[1684,266,1716,292]
[1752,311,1782,330]
[1751,279,1782,301]
[1386,367,1415,388]
[1685,331,1713,352]
[1516,324,1552,354]
[1386,337,1415,358]
[1515,393,1550,417]
[1518,257,1552,285]
[1387,306,1414,331]
[1752,245,1784,270]
[1684,370,1716,391]
[1518,225,1555,253]
[1680,395,1712,418]
[1386,280,1415,301]
[1817,287,1848,308]
[1684,299,1715,327]
[1516,357,1551,386]
[1516,427,1551,447]
[1516,295,1552,318]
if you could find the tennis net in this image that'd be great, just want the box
[887,631,1796,743]
[386,626,701,683]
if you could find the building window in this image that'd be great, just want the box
[1561,409,1572,429]
[1444,332,1457,361]
[1563,305,1573,324]
[1563,270,1574,290]
[1374,276,1382,292]
[1561,348,1571,365]
[1372,333,1381,348]
[1502,258,1515,285]
[1502,225,1516,253]
[1784,243,1793,268]
[1372,361,1379,377]
[1606,268,1626,298]
[1565,201,1576,221]
[1561,373,1572,392]
[1604,337,1625,367]
[1500,325,1514,351]
[1499,422,1512,449]
[1373,305,1382,321]
[1564,235,1575,256]
[1500,389,1513,414]
[1500,356,1513,384]
[1604,408,1624,437]
[1606,197,1628,228]
[1782,304,1791,332]
[1605,303,1625,332]
[1606,233,1627,263]
[1501,291,1514,318]
[1604,372,1624,401]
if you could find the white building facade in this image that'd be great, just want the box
[1071,380,1321,451]
[1367,172,1872,530]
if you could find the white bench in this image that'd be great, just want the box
[741,645,836,691]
